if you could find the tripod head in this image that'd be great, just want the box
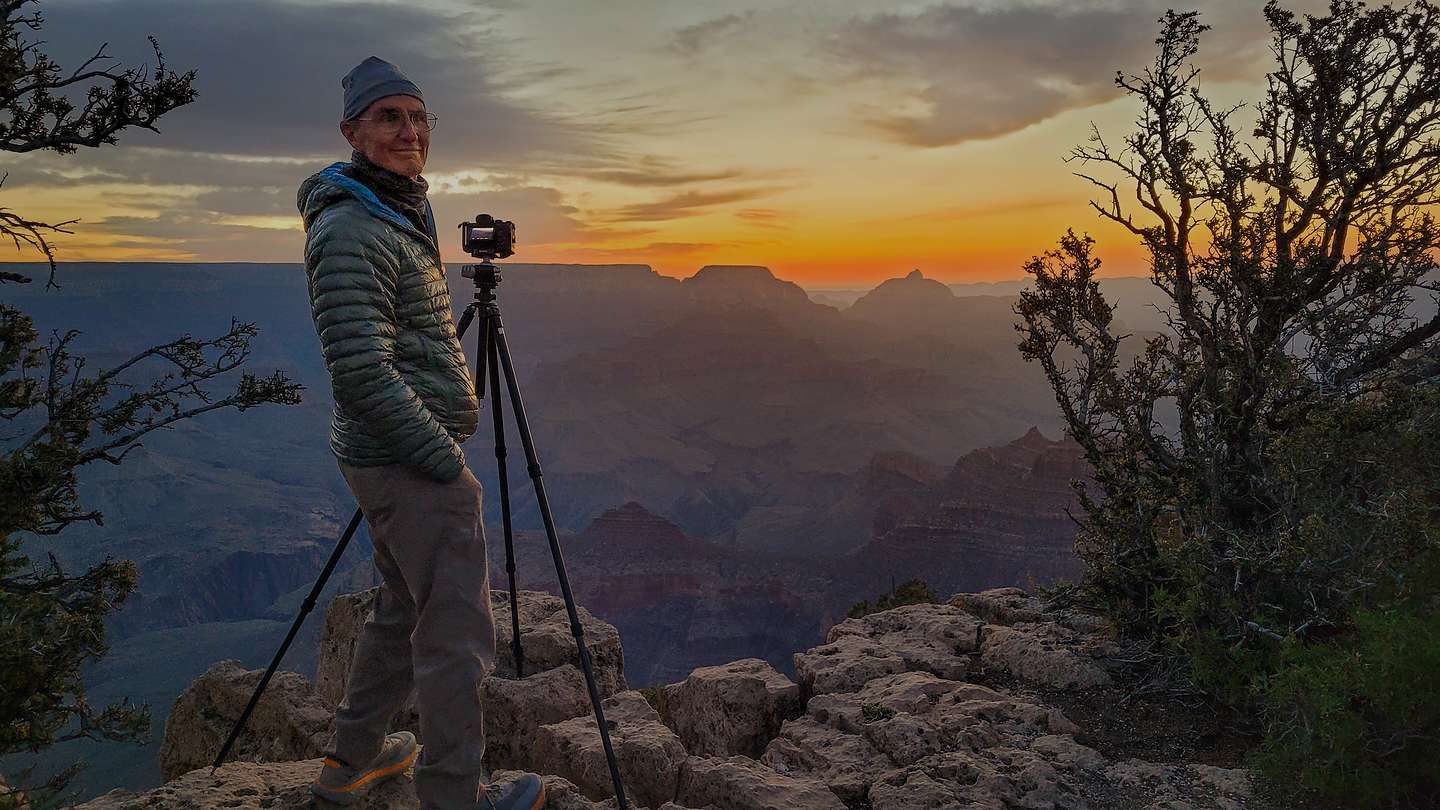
[461,259,501,293]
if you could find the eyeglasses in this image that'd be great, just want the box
[352,109,438,134]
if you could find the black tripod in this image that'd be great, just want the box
[214,255,630,810]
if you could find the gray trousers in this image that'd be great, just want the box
[330,460,496,810]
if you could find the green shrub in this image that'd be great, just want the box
[1253,593,1440,807]
[861,704,895,723]
[847,578,938,619]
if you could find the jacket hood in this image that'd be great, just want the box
[297,161,439,250]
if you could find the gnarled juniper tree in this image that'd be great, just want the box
[1016,0,1440,684]
[0,1,302,804]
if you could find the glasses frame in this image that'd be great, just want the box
[351,109,438,134]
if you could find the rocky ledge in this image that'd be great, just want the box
[78,587,1253,810]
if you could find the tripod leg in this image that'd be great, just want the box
[213,509,364,771]
[456,304,487,403]
[490,315,630,810]
[486,315,525,677]
[458,301,522,672]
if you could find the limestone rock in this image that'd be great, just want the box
[314,588,626,730]
[763,671,1083,806]
[484,664,593,770]
[662,658,800,758]
[793,635,906,697]
[824,603,983,682]
[532,690,687,809]
[314,588,376,708]
[760,717,888,805]
[948,587,1046,626]
[979,622,1113,690]
[491,590,627,696]
[74,760,414,810]
[1104,759,1252,810]
[675,756,846,810]
[950,587,1110,635]
[158,660,332,781]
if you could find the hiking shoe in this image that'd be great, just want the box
[311,731,419,805]
[477,772,545,810]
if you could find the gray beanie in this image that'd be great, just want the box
[341,56,424,121]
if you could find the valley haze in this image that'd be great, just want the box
[3,260,1163,799]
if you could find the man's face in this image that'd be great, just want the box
[340,94,430,179]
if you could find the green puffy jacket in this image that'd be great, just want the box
[297,162,479,482]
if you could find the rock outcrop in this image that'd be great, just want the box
[532,691,688,809]
[77,763,617,810]
[846,428,1091,599]
[107,584,1253,810]
[315,587,627,714]
[158,660,332,781]
[660,658,800,758]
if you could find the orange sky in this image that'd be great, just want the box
[4,1,1323,287]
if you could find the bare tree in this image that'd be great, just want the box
[0,2,301,804]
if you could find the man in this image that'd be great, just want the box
[297,56,546,810]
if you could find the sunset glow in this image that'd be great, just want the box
[5,0,1328,286]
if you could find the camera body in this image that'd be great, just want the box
[458,214,516,261]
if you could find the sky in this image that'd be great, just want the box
[5,0,1332,286]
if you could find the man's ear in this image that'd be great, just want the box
[339,121,358,149]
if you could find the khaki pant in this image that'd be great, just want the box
[329,460,496,810]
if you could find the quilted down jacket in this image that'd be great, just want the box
[297,162,479,482]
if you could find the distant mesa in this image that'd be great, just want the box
[1015,425,1055,447]
[576,501,710,555]
[683,265,813,307]
[845,267,959,324]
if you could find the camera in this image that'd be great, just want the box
[458,214,516,260]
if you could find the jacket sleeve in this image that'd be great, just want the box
[306,223,466,482]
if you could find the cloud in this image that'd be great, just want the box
[539,152,748,187]
[733,208,789,230]
[829,1,1302,148]
[670,12,754,56]
[35,0,587,164]
[609,186,785,223]
[429,185,590,249]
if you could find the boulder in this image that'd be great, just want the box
[661,658,801,757]
[950,587,1110,635]
[793,635,906,697]
[491,590,627,696]
[761,717,888,805]
[158,660,332,781]
[979,623,1113,690]
[314,588,376,708]
[484,664,593,770]
[532,690,687,809]
[824,603,983,682]
[948,587,1046,626]
[675,756,846,810]
[763,672,1082,806]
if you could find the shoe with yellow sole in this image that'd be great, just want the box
[311,731,419,805]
